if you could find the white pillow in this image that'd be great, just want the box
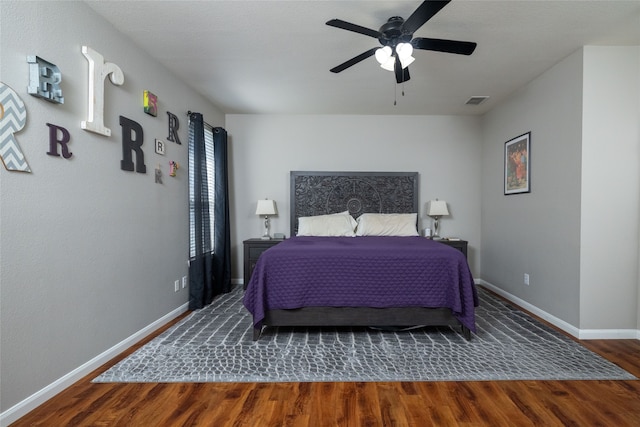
[297,211,357,237]
[355,213,419,236]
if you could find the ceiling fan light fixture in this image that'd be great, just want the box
[380,56,396,71]
[400,55,415,69]
[375,46,392,64]
[396,42,413,59]
[327,1,477,84]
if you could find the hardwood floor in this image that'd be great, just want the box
[11,305,640,426]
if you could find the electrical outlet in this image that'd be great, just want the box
[182,276,187,288]
[174,279,180,292]
[524,273,530,286]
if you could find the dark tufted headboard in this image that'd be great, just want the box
[290,171,419,236]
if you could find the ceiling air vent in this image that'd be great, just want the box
[465,96,490,105]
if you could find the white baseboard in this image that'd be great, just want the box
[477,279,639,340]
[0,302,189,427]
[577,328,640,340]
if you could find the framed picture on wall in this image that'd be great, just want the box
[504,132,531,195]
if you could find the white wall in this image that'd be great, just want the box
[226,114,483,279]
[0,0,224,417]
[580,46,639,330]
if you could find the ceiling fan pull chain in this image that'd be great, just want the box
[394,81,397,106]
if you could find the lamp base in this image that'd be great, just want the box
[261,216,271,239]
[432,217,442,240]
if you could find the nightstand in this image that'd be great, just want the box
[243,238,284,289]
[435,239,468,259]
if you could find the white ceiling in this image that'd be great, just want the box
[85,0,640,116]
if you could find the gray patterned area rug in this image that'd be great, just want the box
[94,286,635,383]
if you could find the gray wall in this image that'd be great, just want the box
[0,1,223,413]
[481,46,640,333]
[580,46,639,330]
[226,114,483,278]
[481,49,584,326]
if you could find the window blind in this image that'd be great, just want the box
[188,119,216,259]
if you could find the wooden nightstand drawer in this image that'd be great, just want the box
[243,238,284,289]
[249,247,268,259]
[435,239,468,259]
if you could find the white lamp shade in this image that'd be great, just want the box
[375,46,392,64]
[376,44,414,72]
[399,55,415,69]
[396,43,413,59]
[380,56,396,71]
[256,199,277,216]
[427,200,449,217]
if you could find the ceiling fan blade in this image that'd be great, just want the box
[330,47,378,73]
[326,19,380,39]
[412,37,477,55]
[402,0,450,35]
[394,56,411,83]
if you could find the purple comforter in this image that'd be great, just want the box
[243,236,478,332]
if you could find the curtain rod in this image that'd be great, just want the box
[186,111,213,130]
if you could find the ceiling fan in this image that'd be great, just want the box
[326,0,477,84]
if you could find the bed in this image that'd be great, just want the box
[243,171,478,340]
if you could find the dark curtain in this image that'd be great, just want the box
[188,112,231,310]
[211,126,232,295]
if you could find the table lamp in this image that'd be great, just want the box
[426,199,449,239]
[256,199,277,240]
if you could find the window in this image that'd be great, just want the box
[188,121,216,259]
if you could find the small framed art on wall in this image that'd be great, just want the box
[504,132,531,195]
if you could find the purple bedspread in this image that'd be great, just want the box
[243,236,478,332]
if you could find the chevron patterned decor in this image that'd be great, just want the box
[0,82,31,172]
